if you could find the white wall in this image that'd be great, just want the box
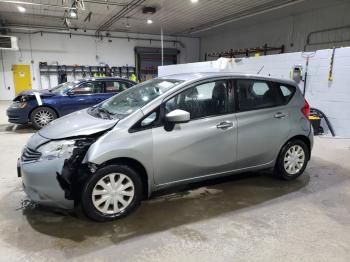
[159,46,350,138]
[201,2,350,60]
[0,31,200,100]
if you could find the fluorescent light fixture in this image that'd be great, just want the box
[17,5,26,12]
[69,10,77,18]
[191,0,199,3]
[147,19,153,24]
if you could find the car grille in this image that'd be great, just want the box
[21,147,42,162]
[8,116,20,121]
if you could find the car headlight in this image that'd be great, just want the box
[11,102,27,108]
[37,140,77,160]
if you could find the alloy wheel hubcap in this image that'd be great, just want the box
[284,145,305,175]
[34,110,54,127]
[92,173,135,215]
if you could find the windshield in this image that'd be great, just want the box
[50,81,80,94]
[92,78,183,119]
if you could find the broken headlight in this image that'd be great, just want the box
[11,101,27,108]
[37,140,77,160]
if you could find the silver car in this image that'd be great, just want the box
[18,73,313,221]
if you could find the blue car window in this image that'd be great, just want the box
[74,81,104,94]
[105,81,129,93]
[73,85,92,94]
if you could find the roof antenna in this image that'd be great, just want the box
[257,65,264,74]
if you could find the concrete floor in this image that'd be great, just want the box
[0,100,349,261]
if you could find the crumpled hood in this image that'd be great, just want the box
[14,89,55,101]
[39,109,118,139]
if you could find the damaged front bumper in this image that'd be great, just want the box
[19,138,94,209]
[20,157,75,209]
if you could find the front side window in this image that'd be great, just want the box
[91,78,183,119]
[49,81,80,94]
[129,108,161,132]
[165,80,230,119]
[237,79,283,111]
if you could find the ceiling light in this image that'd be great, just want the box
[191,0,199,3]
[69,10,77,18]
[17,5,26,13]
[147,19,153,24]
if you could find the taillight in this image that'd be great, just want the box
[301,99,310,118]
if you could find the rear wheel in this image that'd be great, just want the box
[81,165,142,222]
[30,106,57,129]
[274,139,309,180]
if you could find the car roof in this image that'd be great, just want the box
[78,77,135,82]
[159,72,297,86]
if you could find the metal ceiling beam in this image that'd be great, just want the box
[0,11,63,20]
[1,23,200,39]
[95,0,146,35]
[84,0,130,6]
[0,0,75,10]
[5,29,186,48]
[182,0,305,35]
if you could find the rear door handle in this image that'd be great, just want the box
[274,112,286,119]
[216,121,233,129]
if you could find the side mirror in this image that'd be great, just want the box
[66,90,75,96]
[166,109,190,123]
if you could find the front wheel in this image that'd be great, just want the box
[81,165,143,222]
[30,106,57,129]
[274,139,309,180]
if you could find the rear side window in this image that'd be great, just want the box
[278,84,295,104]
[237,79,283,111]
[74,81,104,94]
[105,81,129,93]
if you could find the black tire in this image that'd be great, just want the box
[30,106,57,129]
[274,139,309,180]
[81,165,143,222]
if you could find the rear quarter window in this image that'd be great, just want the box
[278,83,296,104]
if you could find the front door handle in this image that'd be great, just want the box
[274,112,286,119]
[216,121,233,129]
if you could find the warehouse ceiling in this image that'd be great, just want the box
[0,0,347,36]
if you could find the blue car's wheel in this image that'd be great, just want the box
[30,106,57,129]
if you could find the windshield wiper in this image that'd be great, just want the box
[96,106,114,119]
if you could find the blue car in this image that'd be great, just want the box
[7,77,136,129]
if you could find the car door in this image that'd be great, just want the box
[152,79,237,185]
[234,79,291,169]
[60,80,105,115]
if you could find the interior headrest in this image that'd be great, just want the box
[212,82,226,99]
[184,87,198,99]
